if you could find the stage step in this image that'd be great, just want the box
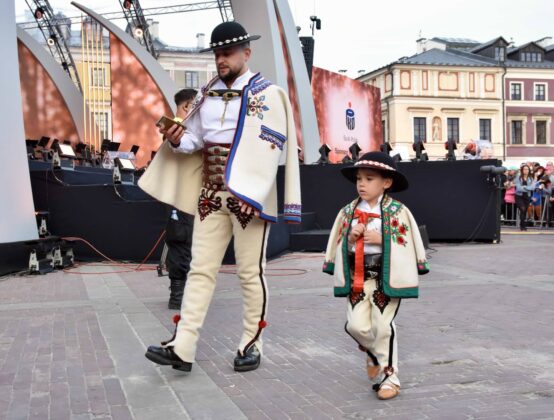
[289,229,330,252]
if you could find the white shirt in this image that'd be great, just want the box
[350,195,383,254]
[172,69,255,153]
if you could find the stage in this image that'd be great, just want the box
[0,158,501,275]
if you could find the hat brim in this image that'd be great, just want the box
[341,166,409,193]
[199,35,261,53]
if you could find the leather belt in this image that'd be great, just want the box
[348,253,382,280]
[202,142,231,191]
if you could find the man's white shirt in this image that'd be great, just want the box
[172,69,254,153]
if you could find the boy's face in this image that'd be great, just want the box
[356,168,393,203]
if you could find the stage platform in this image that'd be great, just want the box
[0,158,501,274]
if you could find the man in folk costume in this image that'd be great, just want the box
[140,21,301,373]
[322,152,429,400]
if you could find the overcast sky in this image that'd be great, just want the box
[15,0,554,78]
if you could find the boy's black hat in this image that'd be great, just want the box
[200,21,261,53]
[341,151,409,192]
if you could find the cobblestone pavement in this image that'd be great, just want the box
[0,233,553,419]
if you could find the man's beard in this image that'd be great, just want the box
[218,67,241,83]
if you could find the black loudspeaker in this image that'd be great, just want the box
[418,225,430,250]
[300,36,315,81]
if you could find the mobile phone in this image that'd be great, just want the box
[156,115,184,131]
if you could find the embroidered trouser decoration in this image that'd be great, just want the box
[226,196,254,229]
[166,190,270,363]
[198,188,222,221]
[345,279,401,387]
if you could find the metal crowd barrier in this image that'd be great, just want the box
[501,192,552,229]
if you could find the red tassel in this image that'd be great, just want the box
[173,314,181,324]
[258,320,267,329]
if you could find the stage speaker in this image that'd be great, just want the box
[418,224,430,250]
[299,36,315,81]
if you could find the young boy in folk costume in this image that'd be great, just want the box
[323,151,429,400]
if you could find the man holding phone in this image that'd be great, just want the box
[139,21,301,373]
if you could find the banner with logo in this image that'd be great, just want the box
[311,67,382,163]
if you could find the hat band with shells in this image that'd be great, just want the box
[209,34,251,48]
[355,160,396,172]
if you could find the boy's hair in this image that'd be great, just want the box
[174,89,197,107]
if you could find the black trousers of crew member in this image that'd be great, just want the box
[515,195,530,230]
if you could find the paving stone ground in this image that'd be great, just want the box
[0,232,553,419]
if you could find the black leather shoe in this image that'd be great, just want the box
[234,345,261,372]
[145,346,192,372]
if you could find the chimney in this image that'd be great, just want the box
[196,33,205,49]
[416,37,427,54]
[148,19,159,40]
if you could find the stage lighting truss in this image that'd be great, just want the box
[24,0,82,91]
[118,0,157,58]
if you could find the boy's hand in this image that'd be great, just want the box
[348,224,365,243]
[363,229,382,245]
[238,200,260,217]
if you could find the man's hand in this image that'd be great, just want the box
[238,200,260,217]
[363,229,382,245]
[348,224,365,243]
[159,122,185,146]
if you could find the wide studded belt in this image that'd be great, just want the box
[202,142,231,190]
[348,253,382,280]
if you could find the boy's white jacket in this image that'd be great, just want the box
[323,195,429,298]
[138,73,302,224]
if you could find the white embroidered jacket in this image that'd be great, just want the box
[138,73,302,223]
[323,196,429,299]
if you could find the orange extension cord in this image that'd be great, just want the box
[61,232,323,277]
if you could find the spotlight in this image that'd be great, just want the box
[130,144,140,155]
[108,141,121,152]
[61,62,69,71]
[317,143,331,164]
[26,139,39,159]
[412,141,428,162]
[52,141,76,170]
[380,142,393,155]
[133,26,144,38]
[38,136,51,148]
[113,157,135,185]
[348,142,361,161]
[445,140,457,161]
[34,7,45,20]
[46,33,57,46]
[392,153,402,163]
[101,139,111,152]
[481,165,506,187]
[123,0,133,9]
[35,211,50,238]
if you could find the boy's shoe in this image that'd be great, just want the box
[366,358,380,380]
[377,383,400,400]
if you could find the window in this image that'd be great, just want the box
[91,67,106,87]
[521,52,542,62]
[413,117,426,143]
[535,84,546,101]
[511,121,523,144]
[185,71,199,88]
[447,118,460,143]
[536,120,547,144]
[92,112,109,139]
[494,47,505,61]
[479,119,491,141]
[510,83,522,100]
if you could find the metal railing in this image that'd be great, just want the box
[501,192,553,229]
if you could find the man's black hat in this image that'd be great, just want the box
[200,21,261,53]
[340,151,409,192]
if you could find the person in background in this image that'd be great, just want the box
[515,165,534,231]
[503,168,517,225]
[165,88,197,310]
[529,166,545,222]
